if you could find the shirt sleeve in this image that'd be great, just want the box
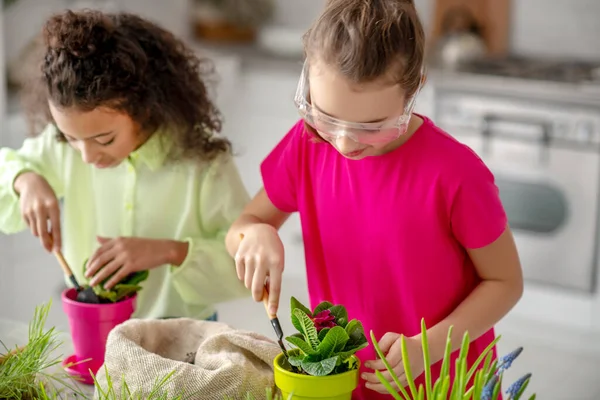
[260,120,305,213]
[450,158,508,249]
[0,124,66,234]
[170,154,252,305]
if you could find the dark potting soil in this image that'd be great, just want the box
[75,288,101,304]
[74,290,132,305]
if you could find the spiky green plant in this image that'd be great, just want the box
[0,300,84,399]
[370,318,536,400]
[36,363,293,400]
[90,366,293,400]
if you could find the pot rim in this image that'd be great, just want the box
[273,351,361,380]
[61,288,137,309]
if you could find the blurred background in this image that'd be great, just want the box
[1,0,600,398]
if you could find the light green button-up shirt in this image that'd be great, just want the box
[0,124,251,319]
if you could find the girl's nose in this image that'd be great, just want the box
[335,134,361,154]
[79,142,100,164]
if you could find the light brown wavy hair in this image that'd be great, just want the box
[301,0,426,138]
[23,9,230,162]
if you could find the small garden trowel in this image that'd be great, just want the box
[238,233,299,372]
[53,249,100,304]
[261,286,300,373]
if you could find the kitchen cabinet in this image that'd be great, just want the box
[0,6,6,143]
[415,80,436,119]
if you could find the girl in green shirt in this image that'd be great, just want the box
[0,9,250,319]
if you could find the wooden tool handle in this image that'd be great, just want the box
[262,286,277,319]
[53,249,73,276]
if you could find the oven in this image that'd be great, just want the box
[435,90,600,294]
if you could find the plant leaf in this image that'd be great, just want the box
[439,326,453,382]
[400,335,419,400]
[370,330,411,400]
[82,258,147,303]
[92,287,118,302]
[336,341,369,363]
[112,284,142,302]
[316,326,349,358]
[121,270,149,286]
[318,327,330,342]
[290,297,312,331]
[465,334,501,385]
[328,305,348,327]
[294,309,320,350]
[288,354,304,367]
[313,301,334,315]
[420,319,433,399]
[301,355,338,376]
[286,335,316,356]
[344,319,367,349]
[453,331,470,400]
[375,370,405,400]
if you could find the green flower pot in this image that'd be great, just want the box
[273,352,360,400]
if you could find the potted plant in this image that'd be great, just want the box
[22,298,536,400]
[370,319,536,400]
[273,297,369,400]
[0,301,85,399]
[60,259,148,384]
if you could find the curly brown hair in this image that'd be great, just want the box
[23,9,230,162]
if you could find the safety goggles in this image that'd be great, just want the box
[294,61,423,145]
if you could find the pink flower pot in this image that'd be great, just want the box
[61,288,136,378]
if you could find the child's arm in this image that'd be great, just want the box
[224,188,290,257]
[168,155,255,305]
[363,226,522,393]
[0,124,66,234]
[424,226,523,363]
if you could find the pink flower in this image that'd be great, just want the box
[312,310,336,331]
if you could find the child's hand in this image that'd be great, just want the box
[85,236,186,289]
[362,333,425,394]
[235,223,285,315]
[14,172,61,252]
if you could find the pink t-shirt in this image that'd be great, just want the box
[261,116,507,400]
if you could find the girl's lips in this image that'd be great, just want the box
[343,149,366,158]
[94,161,116,169]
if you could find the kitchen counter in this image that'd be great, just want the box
[429,68,600,109]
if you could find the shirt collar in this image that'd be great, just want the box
[128,130,170,171]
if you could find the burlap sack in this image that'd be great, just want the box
[94,319,281,399]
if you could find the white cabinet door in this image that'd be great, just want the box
[0,7,6,144]
[414,80,435,120]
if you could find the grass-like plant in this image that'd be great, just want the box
[371,319,536,400]
[0,300,83,399]
[36,363,293,400]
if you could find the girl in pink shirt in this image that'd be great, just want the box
[226,0,523,398]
